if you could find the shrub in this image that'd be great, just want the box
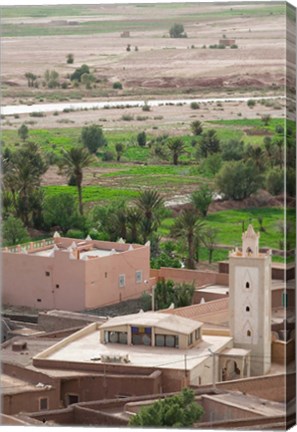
[191,120,203,136]
[65,229,85,239]
[29,112,44,117]
[169,23,187,38]
[113,81,123,90]
[140,292,152,311]
[137,131,147,147]
[275,125,284,134]
[190,102,200,110]
[216,160,263,200]
[142,102,150,112]
[230,44,238,48]
[247,99,256,108]
[70,64,90,82]
[266,168,284,195]
[66,53,74,64]
[81,124,107,154]
[121,114,134,121]
[102,150,114,161]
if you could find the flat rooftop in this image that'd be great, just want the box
[205,391,285,417]
[1,374,40,396]
[32,246,117,259]
[35,323,233,372]
[198,285,229,295]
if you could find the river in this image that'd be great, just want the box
[1,95,284,116]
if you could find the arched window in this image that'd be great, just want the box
[247,330,251,337]
[246,306,250,312]
[245,282,250,289]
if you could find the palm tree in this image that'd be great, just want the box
[167,137,186,165]
[136,189,164,243]
[59,147,93,215]
[126,207,142,243]
[171,207,204,269]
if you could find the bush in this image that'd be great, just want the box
[137,131,147,147]
[113,81,123,90]
[169,23,187,38]
[29,112,44,118]
[190,102,200,110]
[216,160,263,200]
[81,124,107,154]
[230,44,238,48]
[140,292,152,311]
[121,114,134,121]
[70,64,90,82]
[65,229,85,239]
[266,168,284,195]
[66,53,74,64]
[191,120,203,136]
[275,125,284,134]
[221,139,245,161]
[247,99,256,108]
[142,102,150,112]
[102,150,114,161]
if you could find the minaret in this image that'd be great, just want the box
[229,225,271,376]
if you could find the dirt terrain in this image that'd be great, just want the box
[2,3,286,107]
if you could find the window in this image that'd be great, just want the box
[195,329,200,340]
[246,306,250,312]
[131,326,152,346]
[37,299,42,303]
[247,330,251,337]
[39,398,48,411]
[45,271,50,277]
[188,333,193,346]
[107,331,128,344]
[119,274,125,288]
[55,284,59,288]
[155,334,179,348]
[245,282,250,289]
[66,394,79,406]
[282,293,288,308]
[105,272,108,278]
[135,270,142,284]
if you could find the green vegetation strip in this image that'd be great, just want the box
[159,208,295,250]
[43,185,139,203]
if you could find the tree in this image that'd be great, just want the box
[216,160,263,200]
[167,137,186,165]
[136,189,164,243]
[70,64,90,82]
[221,139,245,161]
[126,207,142,243]
[201,227,218,263]
[59,147,94,215]
[191,185,213,217]
[44,69,60,88]
[191,120,203,136]
[265,167,284,195]
[169,23,187,38]
[199,130,220,157]
[137,131,147,147]
[66,53,74,64]
[115,143,124,162]
[129,388,203,427]
[245,144,265,170]
[171,207,205,269]
[43,192,82,234]
[81,72,96,89]
[18,124,29,141]
[3,142,47,226]
[81,124,107,154]
[3,216,29,246]
[24,72,37,87]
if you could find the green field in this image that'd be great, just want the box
[43,185,139,204]
[159,208,295,250]
[2,4,285,37]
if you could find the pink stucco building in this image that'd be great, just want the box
[2,234,151,311]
